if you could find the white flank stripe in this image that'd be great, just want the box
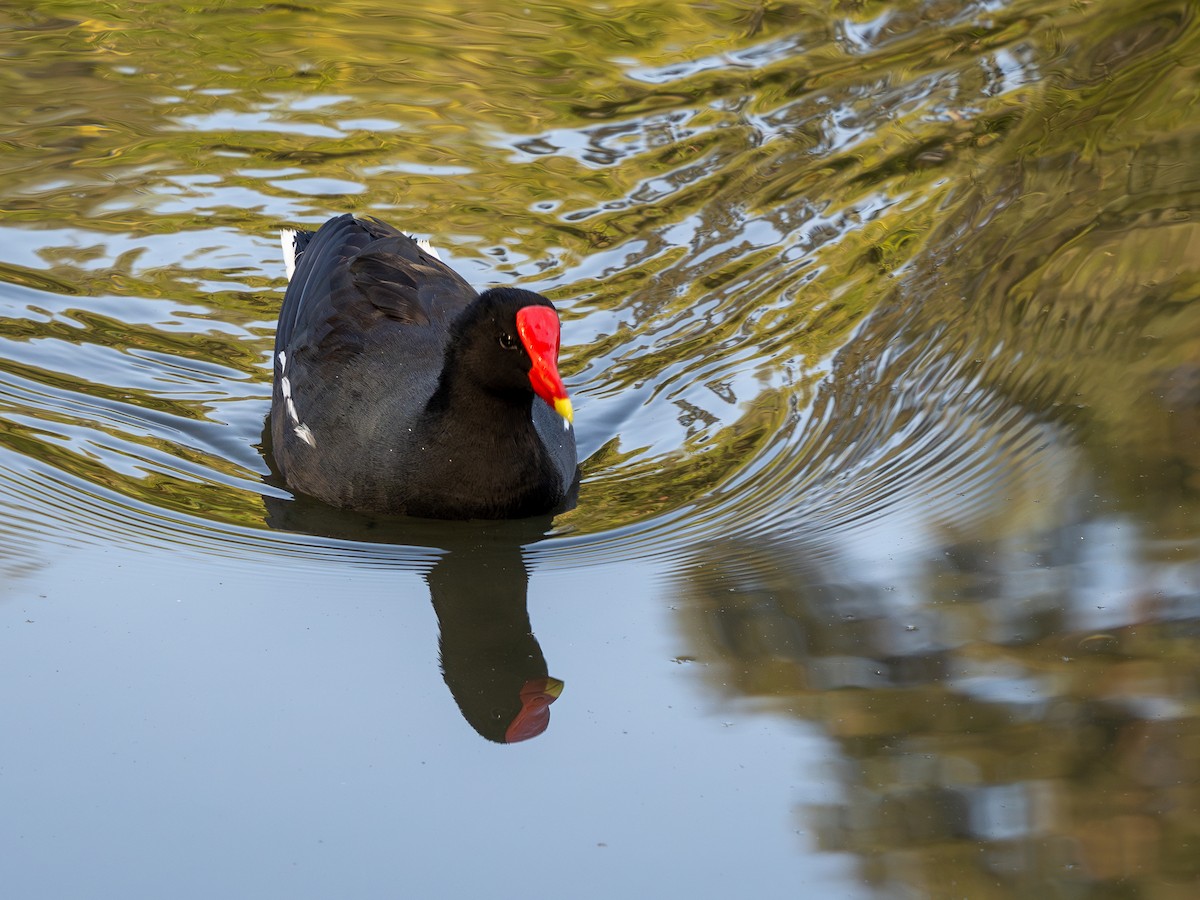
[417,239,442,261]
[278,351,314,446]
[294,423,316,447]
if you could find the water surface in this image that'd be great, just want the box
[2,1,1199,896]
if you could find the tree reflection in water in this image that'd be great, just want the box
[679,512,1200,894]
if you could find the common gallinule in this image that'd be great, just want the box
[271,214,577,519]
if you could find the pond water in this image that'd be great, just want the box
[2,1,1199,896]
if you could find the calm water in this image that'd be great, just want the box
[2,0,1199,896]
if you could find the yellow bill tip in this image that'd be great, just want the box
[554,396,574,424]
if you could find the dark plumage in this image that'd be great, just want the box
[270,214,577,519]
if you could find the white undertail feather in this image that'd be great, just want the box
[280,229,299,280]
[417,239,441,261]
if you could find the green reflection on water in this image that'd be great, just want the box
[0,0,1195,535]
[0,1,1198,889]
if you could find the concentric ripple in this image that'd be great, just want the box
[0,0,1197,576]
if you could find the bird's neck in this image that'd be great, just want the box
[426,374,534,434]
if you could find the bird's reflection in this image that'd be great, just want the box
[261,455,565,744]
[427,536,562,742]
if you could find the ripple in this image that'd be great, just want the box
[0,0,1196,580]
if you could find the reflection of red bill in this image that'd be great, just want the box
[505,676,565,743]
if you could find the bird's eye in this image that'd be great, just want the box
[499,332,519,351]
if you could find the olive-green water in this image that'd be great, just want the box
[2,1,1199,896]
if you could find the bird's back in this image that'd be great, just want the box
[271,215,481,508]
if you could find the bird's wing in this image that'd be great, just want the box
[275,214,478,360]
